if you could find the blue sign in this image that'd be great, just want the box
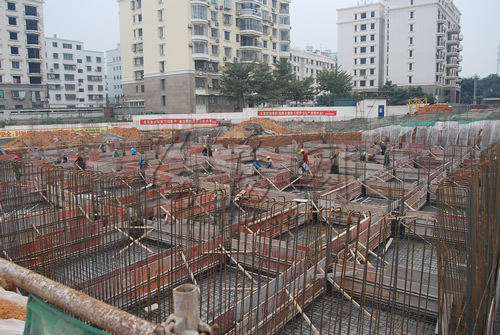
[378,105,385,118]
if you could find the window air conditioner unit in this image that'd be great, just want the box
[215,5,218,9]
[188,42,193,47]
[223,56,227,61]
[233,57,238,62]
[220,5,224,10]
[188,24,193,28]
[215,22,219,26]
[237,11,241,16]
[271,22,274,26]
[216,39,220,43]
[272,8,275,12]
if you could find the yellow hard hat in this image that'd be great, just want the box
[299,149,304,153]
[203,145,206,148]
[256,158,260,161]
[267,156,271,159]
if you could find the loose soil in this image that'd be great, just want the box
[106,127,144,142]
[4,130,101,151]
[220,118,293,138]
[0,299,26,320]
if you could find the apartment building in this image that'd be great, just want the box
[0,0,48,109]
[45,36,106,108]
[118,0,292,114]
[106,45,123,105]
[289,46,337,81]
[338,0,462,103]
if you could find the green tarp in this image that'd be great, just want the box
[23,295,107,335]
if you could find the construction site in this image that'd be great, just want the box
[0,110,499,335]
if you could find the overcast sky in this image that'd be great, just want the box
[43,0,499,78]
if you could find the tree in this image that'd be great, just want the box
[478,74,500,99]
[288,76,316,106]
[459,77,474,104]
[220,62,255,109]
[248,63,274,107]
[316,66,353,97]
[272,59,295,105]
[380,81,436,105]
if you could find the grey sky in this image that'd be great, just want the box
[43,0,499,78]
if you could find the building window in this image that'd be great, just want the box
[159,44,165,55]
[9,32,18,40]
[360,24,366,31]
[86,56,91,62]
[409,50,413,57]
[161,95,166,106]
[13,76,21,83]
[64,74,74,81]
[64,84,76,90]
[8,17,17,25]
[63,43,72,49]
[410,24,414,32]
[55,94,61,101]
[371,34,375,41]
[161,79,165,90]
[361,35,366,42]
[11,61,20,69]
[410,11,414,19]
[354,14,357,20]
[371,23,375,29]
[224,31,230,41]
[370,57,375,64]
[87,65,92,71]
[10,47,19,55]
[210,11,217,21]
[223,14,231,25]
[63,53,73,60]
[371,11,375,18]
[77,59,82,63]
[354,25,357,32]
[370,46,375,52]
[370,80,374,86]
[76,45,82,50]
[211,45,219,55]
[24,5,38,16]
[409,37,414,45]
[195,77,206,88]
[7,2,15,10]
[224,47,232,57]
[96,67,102,72]
[360,80,366,87]
[409,63,413,71]
[354,36,357,43]
[52,42,58,47]
[53,63,59,69]
[361,12,366,19]
[354,48,357,54]
[96,57,102,63]
[158,27,164,38]
[409,76,413,83]
[360,58,366,64]
[410,0,414,4]
[192,5,207,20]
[360,47,366,53]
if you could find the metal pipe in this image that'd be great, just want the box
[173,284,201,331]
[0,258,161,335]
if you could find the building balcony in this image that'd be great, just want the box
[447,62,459,68]
[457,66,462,72]
[192,51,209,60]
[447,49,459,57]
[458,55,463,62]
[280,8,289,14]
[240,42,261,50]
[447,38,459,45]
[437,29,446,36]
[240,50,262,63]
[191,0,209,5]
[436,69,445,75]
[446,73,459,80]
[448,25,460,33]
[23,11,40,19]
[457,45,463,52]
[238,8,262,19]
[436,43,445,50]
[240,27,262,37]
[192,34,209,42]
[458,34,463,41]
[437,17,445,24]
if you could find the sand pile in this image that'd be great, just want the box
[220,118,293,138]
[0,299,26,320]
[106,127,144,141]
[4,130,101,150]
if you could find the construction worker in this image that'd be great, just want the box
[12,155,22,181]
[112,148,119,157]
[139,156,144,171]
[202,145,208,156]
[252,158,263,170]
[130,147,137,155]
[380,141,386,155]
[299,149,310,174]
[74,153,86,170]
[384,149,391,168]
[266,156,274,168]
[207,144,213,157]
[205,135,210,145]
[330,152,339,174]
[61,153,68,163]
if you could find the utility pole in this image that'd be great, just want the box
[473,74,478,105]
[497,46,500,76]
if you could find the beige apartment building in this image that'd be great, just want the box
[118,0,291,114]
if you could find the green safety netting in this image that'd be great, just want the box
[23,295,107,335]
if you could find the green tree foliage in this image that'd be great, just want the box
[316,67,353,97]
[220,59,317,107]
[459,74,500,104]
[288,76,316,106]
[220,62,254,109]
[381,81,436,105]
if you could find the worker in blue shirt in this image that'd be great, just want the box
[131,147,137,155]
[139,157,144,170]
[252,158,263,170]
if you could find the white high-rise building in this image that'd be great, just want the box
[45,36,106,108]
[0,0,48,109]
[106,45,122,105]
[289,46,337,81]
[338,0,462,103]
[117,0,292,114]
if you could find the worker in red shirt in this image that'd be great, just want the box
[299,149,310,174]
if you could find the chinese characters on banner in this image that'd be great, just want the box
[257,110,337,116]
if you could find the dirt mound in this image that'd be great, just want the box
[4,130,101,151]
[418,104,453,114]
[0,299,26,320]
[107,127,144,141]
[220,118,293,139]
